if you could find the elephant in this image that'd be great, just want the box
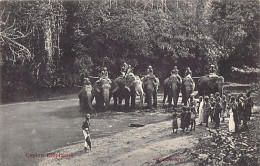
[163,75,182,107]
[141,75,159,108]
[78,84,94,111]
[113,74,144,109]
[181,75,195,105]
[197,75,224,97]
[92,78,118,110]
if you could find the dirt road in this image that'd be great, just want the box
[0,94,173,166]
[39,119,205,166]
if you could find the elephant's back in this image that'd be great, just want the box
[197,76,210,85]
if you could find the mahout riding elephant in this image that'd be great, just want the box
[113,74,144,109]
[92,78,118,110]
[197,75,224,97]
[141,75,159,108]
[163,75,182,107]
[78,84,94,111]
[181,75,195,105]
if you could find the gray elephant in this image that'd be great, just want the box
[113,74,144,109]
[197,75,224,97]
[78,84,94,111]
[163,75,182,107]
[142,75,159,108]
[92,78,118,110]
[181,75,195,105]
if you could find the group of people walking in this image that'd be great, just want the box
[172,91,254,134]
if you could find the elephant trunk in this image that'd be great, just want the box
[103,88,110,110]
[171,83,178,106]
[145,84,154,107]
[217,76,224,97]
[86,90,93,110]
[136,83,144,107]
[218,86,223,97]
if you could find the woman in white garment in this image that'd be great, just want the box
[198,96,204,125]
[229,97,236,132]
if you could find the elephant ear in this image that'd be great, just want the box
[110,82,119,94]
[94,81,102,92]
[78,87,84,98]
[164,78,169,85]
[208,77,222,88]
[141,76,148,85]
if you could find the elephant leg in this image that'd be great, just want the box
[88,98,94,111]
[153,91,157,107]
[119,97,123,107]
[86,92,93,111]
[125,96,130,109]
[79,98,84,111]
[131,92,136,108]
[162,92,167,103]
[181,87,185,104]
[113,95,118,107]
[175,88,180,107]
[82,96,89,111]
[139,93,144,107]
[96,97,101,110]
[168,91,173,106]
[146,93,152,108]
[162,87,168,103]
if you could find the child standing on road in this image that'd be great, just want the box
[209,95,215,122]
[245,92,253,121]
[190,104,196,131]
[186,107,191,131]
[172,108,178,134]
[203,96,211,127]
[214,97,222,129]
[221,95,227,123]
[82,114,92,152]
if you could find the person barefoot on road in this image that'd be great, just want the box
[190,105,196,131]
[172,108,178,134]
[186,107,191,131]
[82,114,92,152]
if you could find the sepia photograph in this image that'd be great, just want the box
[0,0,259,165]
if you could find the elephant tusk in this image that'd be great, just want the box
[125,86,130,92]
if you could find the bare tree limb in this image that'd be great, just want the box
[2,19,16,33]
[2,35,32,59]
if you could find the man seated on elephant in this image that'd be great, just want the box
[171,66,182,85]
[145,65,159,90]
[209,64,217,77]
[126,65,134,76]
[84,77,91,86]
[121,62,129,76]
[100,67,109,79]
[185,67,192,77]
[147,65,154,76]
[97,67,111,84]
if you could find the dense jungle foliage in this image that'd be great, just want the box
[0,0,259,103]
